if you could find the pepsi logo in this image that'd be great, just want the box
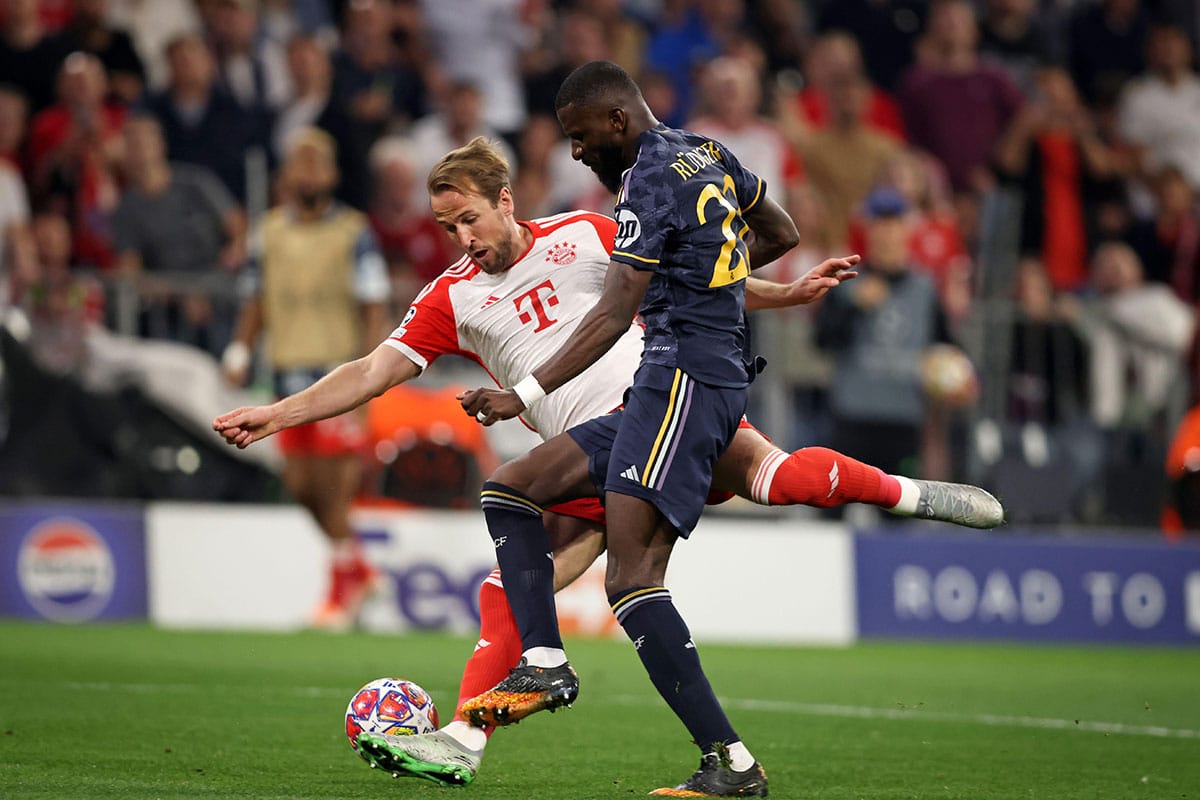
[17,518,115,622]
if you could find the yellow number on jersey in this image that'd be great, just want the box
[695,174,750,288]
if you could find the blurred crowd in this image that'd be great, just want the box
[4,0,1200,530]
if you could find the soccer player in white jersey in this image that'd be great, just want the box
[214,137,1003,787]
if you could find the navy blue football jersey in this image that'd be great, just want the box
[610,124,765,387]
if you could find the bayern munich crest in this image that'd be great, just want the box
[17,518,115,622]
[546,241,578,265]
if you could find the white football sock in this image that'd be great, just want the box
[888,475,921,515]
[521,646,567,668]
[724,741,755,772]
[440,719,487,751]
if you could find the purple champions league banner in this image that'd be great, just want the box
[855,528,1200,644]
[0,503,148,622]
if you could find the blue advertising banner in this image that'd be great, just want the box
[0,502,147,622]
[855,528,1200,644]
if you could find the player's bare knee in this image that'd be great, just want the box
[488,458,536,495]
[604,559,667,595]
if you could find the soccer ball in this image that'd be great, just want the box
[920,344,979,408]
[345,677,439,750]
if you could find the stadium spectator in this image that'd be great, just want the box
[686,55,804,209]
[257,0,335,50]
[0,0,70,113]
[785,64,902,250]
[201,0,291,112]
[273,33,330,159]
[509,112,565,220]
[816,187,951,478]
[1118,165,1200,400]
[141,32,271,203]
[816,0,926,93]
[24,210,102,374]
[899,0,1025,196]
[403,81,516,211]
[742,0,805,76]
[328,0,425,204]
[523,9,610,118]
[642,0,748,125]
[508,110,612,220]
[365,138,457,307]
[1006,256,1089,426]
[573,0,645,77]
[274,33,365,208]
[767,183,838,285]
[848,150,973,324]
[105,0,201,91]
[0,82,26,163]
[977,0,1059,93]
[419,0,531,140]
[1117,24,1200,190]
[634,67,680,133]
[26,52,124,271]
[1126,166,1200,308]
[1064,241,1195,430]
[1067,0,1149,106]
[789,31,906,142]
[0,84,34,295]
[111,113,246,355]
[222,127,390,631]
[994,65,1121,291]
[48,0,146,106]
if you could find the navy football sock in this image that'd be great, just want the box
[479,481,562,652]
[610,586,738,753]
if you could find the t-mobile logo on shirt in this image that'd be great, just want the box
[514,280,560,332]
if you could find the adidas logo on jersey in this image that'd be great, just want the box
[480,295,501,309]
[620,465,641,483]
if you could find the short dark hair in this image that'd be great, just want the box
[554,60,641,111]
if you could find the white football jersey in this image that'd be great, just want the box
[382,211,644,439]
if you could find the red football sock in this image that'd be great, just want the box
[455,570,522,738]
[753,447,903,509]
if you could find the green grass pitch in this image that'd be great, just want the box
[1,621,1197,799]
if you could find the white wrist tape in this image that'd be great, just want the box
[222,341,251,373]
[511,375,546,408]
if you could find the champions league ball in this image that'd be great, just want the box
[345,678,440,750]
[920,344,979,408]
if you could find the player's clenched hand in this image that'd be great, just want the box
[458,387,525,426]
[212,406,278,449]
[790,254,860,304]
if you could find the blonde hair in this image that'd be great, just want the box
[285,126,337,164]
[427,136,511,204]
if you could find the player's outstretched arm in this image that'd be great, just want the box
[212,344,421,449]
[460,261,652,425]
[744,255,861,311]
[742,193,800,270]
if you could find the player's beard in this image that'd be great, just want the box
[482,236,518,273]
[589,142,628,195]
[297,188,333,211]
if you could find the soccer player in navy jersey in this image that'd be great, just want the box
[432,60,791,796]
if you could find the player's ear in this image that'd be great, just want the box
[608,106,626,132]
[497,186,515,214]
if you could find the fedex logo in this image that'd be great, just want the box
[514,280,560,332]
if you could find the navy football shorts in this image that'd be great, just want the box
[565,363,746,537]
